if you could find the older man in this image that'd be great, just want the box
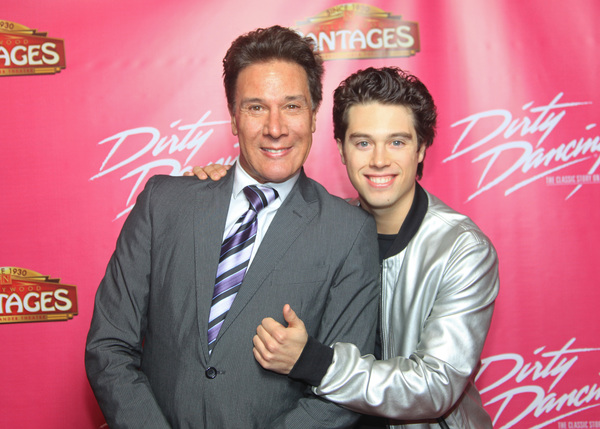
[85,26,379,429]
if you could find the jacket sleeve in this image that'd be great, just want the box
[313,235,499,420]
[272,213,380,428]
[288,336,334,386]
[85,176,171,429]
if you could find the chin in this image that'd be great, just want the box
[260,171,295,183]
[364,196,395,210]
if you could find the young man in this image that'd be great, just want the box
[194,67,499,428]
[85,26,379,429]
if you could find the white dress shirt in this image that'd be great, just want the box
[222,162,299,266]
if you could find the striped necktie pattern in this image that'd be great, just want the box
[207,185,278,353]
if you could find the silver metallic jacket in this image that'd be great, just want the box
[314,189,499,429]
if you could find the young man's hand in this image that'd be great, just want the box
[253,304,308,374]
[184,164,231,180]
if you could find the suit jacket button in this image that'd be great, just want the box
[205,367,217,379]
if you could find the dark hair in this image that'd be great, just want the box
[333,67,437,179]
[223,25,324,112]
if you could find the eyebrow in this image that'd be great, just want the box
[348,132,414,140]
[240,95,309,105]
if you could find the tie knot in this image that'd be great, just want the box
[243,185,278,214]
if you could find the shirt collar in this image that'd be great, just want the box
[232,162,300,204]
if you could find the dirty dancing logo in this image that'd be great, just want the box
[477,338,600,428]
[90,112,232,220]
[444,93,599,201]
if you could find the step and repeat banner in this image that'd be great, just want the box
[1,1,599,428]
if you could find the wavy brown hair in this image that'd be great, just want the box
[333,67,437,179]
[223,25,324,112]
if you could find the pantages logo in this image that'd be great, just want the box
[0,267,78,323]
[295,3,419,60]
[0,20,66,77]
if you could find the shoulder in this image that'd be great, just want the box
[417,191,498,272]
[424,191,492,246]
[144,173,231,201]
[300,176,375,228]
[146,174,210,190]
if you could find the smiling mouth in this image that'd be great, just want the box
[367,175,394,184]
[262,147,290,155]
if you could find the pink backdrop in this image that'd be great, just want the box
[2,1,599,428]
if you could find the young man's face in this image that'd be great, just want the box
[337,103,424,229]
[231,60,317,183]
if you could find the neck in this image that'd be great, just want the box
[370,207,408,234]
[360,185,416,235]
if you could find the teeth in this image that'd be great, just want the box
[264,148,285,153]
[369,176,392,184]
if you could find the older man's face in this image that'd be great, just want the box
[230,60,317,183]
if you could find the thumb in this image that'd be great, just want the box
[283,304,304,329]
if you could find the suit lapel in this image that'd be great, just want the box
[216,173,318,342]
[194,174,234,361]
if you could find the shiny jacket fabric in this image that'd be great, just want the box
[314,189,499,429]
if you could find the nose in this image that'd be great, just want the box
[263,109,288,138]
[370,145,391,168]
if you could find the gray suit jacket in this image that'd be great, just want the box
[85,169,379,429]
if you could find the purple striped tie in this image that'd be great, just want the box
[207,185,278,353]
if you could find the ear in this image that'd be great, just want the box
[231,115,238,136]
[336,138,346,165]
[311,109,317,133]
[417,144,426,163]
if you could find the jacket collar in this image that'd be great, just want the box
[381,181,428,260]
